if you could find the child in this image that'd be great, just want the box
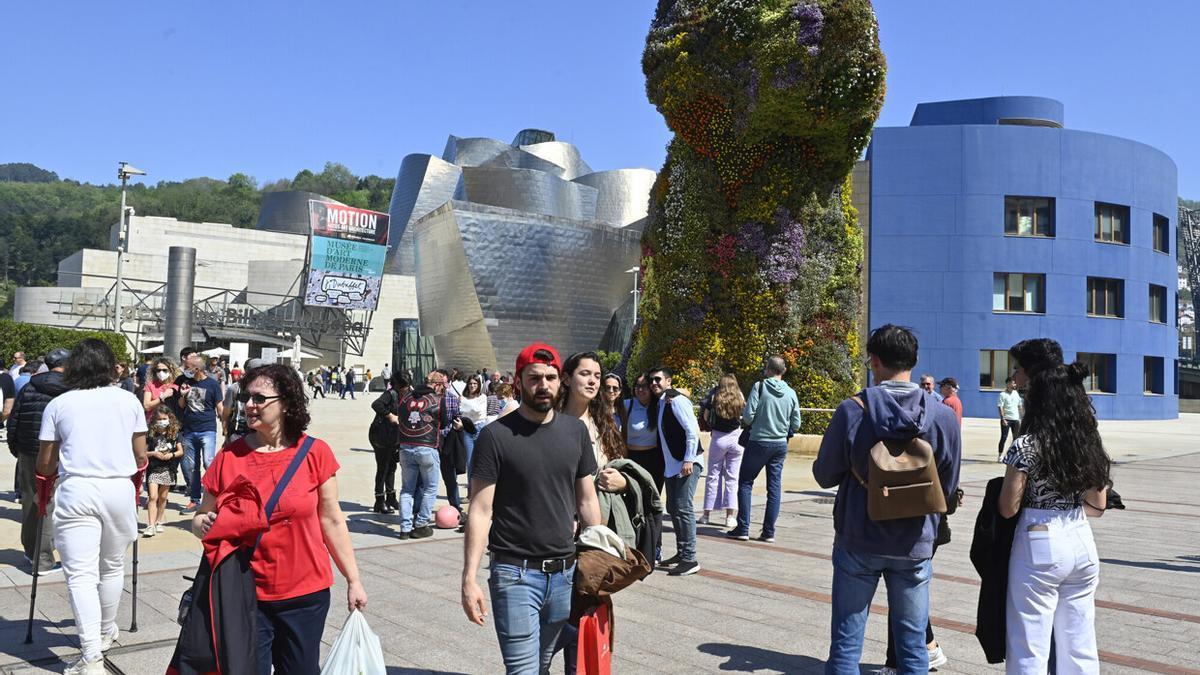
[145,407,183,537]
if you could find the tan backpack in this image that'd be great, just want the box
[849,396,947,521]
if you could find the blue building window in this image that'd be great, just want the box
[1087,277,1124,318]
[1004,196,1054,237]
[979,349,1012,389]
[1149,284,1167,324]
[1153,214,1170,254]
[993,273,1045,313]
[1094,202,1130,244]
[1144,356,1164,394]
[1079,352,1117,393]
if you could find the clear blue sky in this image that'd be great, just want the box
[3,2,1198,198]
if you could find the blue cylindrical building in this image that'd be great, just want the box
[866,96,1178,419]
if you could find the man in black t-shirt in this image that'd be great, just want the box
[461,343,601,674]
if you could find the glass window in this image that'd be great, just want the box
[993,273,1046,313]
[1078,353,1117,393]
[979,350,1011,389]
[1144,356,1164,394]
[1004,196,1055,237]
[1150,285,1167,324]
[1094,202,1130,244]
[1153,213,1169,254]
[1087,277,1124,318]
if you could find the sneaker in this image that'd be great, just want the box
[725,529,749,541]
[156,522,165,533]
[63,654,105,674]
[668,560,701,576]
[659,554,681,568]
[410,525,434,539]
[180,502,198,515]
[928,645,948,669]
[871,668,897,675]
[397,530,412,540]
[142,528,156,538]
[724,515,737,529]
[100,627,119,652]
[756,533,775,544]
[697,514,710,525]
[29,560,61,576]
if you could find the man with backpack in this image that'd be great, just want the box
[813,324,961,674]
[395,370,448,539]
[728,355,801,544]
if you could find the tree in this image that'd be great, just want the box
[0,162,58,183]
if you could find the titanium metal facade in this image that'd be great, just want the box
[388,129,655,369]
[868,97,1178,419]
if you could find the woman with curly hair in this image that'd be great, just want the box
[143,407,183,537]
[999,338,1111,674]
[191,364,367,675]
[700,373,744,528]
[141,356,180,423]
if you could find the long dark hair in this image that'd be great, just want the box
[1009,338,1111,494]
[63,339,116,390]
[559,352,626,462]
[242,364,311,443]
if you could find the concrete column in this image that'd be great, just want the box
[163,247,196,363]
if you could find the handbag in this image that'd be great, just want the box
[177,436,316,626]
[737,380,763,447]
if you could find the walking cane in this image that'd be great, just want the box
[130,466,145,633]
[24,512,46,644]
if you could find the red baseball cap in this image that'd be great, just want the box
[514,343,562,376]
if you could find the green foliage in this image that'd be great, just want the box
[632,0,885,420]
[595,350,623,374]
[0,319,129,363]
[1181,197,1200,211]
[0,163,395,289]
[0,163,59,183]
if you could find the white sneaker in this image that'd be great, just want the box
[697,514,710,524]
[724,515,737,529]
[142,527,156,538]
[156,522,165,533]
[64,654,105,674]
[928,645,948,669]
[871,668,897,675]
[100,627,119,652]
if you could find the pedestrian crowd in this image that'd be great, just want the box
[2,323,1111,674]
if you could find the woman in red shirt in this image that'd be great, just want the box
[191,364,366,675]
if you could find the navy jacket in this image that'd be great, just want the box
[813,383,961,559]
[6,371,69,457]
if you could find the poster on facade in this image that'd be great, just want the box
[304,201,390,311]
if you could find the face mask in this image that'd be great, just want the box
[155,420,170,429]
[156,371,171,382]
[182,368,195,379]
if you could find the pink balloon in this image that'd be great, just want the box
[435,505,461,529]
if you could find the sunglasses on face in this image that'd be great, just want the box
[650,376,665,383]
[154,369,170,374]
[603,385,620,392]
[238,392,282,405]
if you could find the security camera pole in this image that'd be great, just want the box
[115,161,147,345]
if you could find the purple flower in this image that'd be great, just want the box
[736,221,771,259]
[793,3,825,48]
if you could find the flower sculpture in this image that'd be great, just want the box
[629,0,886,431]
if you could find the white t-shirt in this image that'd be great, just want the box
[460,394,488,424]
[40,386,148,479]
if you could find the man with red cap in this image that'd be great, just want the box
[461,343,602,674]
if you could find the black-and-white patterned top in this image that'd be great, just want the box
[1002,435,1083,510]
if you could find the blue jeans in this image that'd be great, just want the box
[735,439,788,537]
[826,545,931,674]
[463,428,479,479]
[180,430,217,503]
[488,560,576,674]
[665,467,700,563]
[340,382,355,399]
[399,445,439,531]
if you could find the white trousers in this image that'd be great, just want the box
[1006,507,1100,674]
[53,476,137,660]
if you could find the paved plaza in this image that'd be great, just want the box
[1,396,1198,673]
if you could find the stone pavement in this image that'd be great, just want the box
[1,395,1198,673]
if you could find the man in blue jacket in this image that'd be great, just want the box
[729,355,801,543]
[813,324,961,674]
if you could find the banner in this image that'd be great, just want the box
[304,201,390,310]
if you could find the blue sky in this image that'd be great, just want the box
[3,2,1198,197]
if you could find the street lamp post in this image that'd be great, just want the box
[115,162,146,337]
[626,266,641,326]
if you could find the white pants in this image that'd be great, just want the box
[1006,507,1100,674]
[53,476,138,660]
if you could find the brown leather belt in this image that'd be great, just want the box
[491,553,577,573]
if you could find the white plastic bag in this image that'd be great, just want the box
[320,610,386,675]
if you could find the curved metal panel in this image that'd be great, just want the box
[572,169,657,227]
[478,147,571,178]
[442,137,512,167]
[460,167,598,221]
[386,154,463,274]
[517,142,593,180]
[256,191,334,235]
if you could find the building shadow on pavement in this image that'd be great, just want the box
[698,642,828,673]
[0,617,78,669]
[1101,557,1200,573]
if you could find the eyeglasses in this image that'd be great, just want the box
[603,385,620,392]
[650,376,665,383]
[238,393,282,406]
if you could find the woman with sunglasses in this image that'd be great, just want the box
[1000,338,1110,673]
[192,364,367,675]
[603,373,626,431]
[623,374,664,495]
[141,357,180,423]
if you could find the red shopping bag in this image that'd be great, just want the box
[575,604,612,675]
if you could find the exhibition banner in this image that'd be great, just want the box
[304,201,390,310]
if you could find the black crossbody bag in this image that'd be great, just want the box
[176,437,316,626]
